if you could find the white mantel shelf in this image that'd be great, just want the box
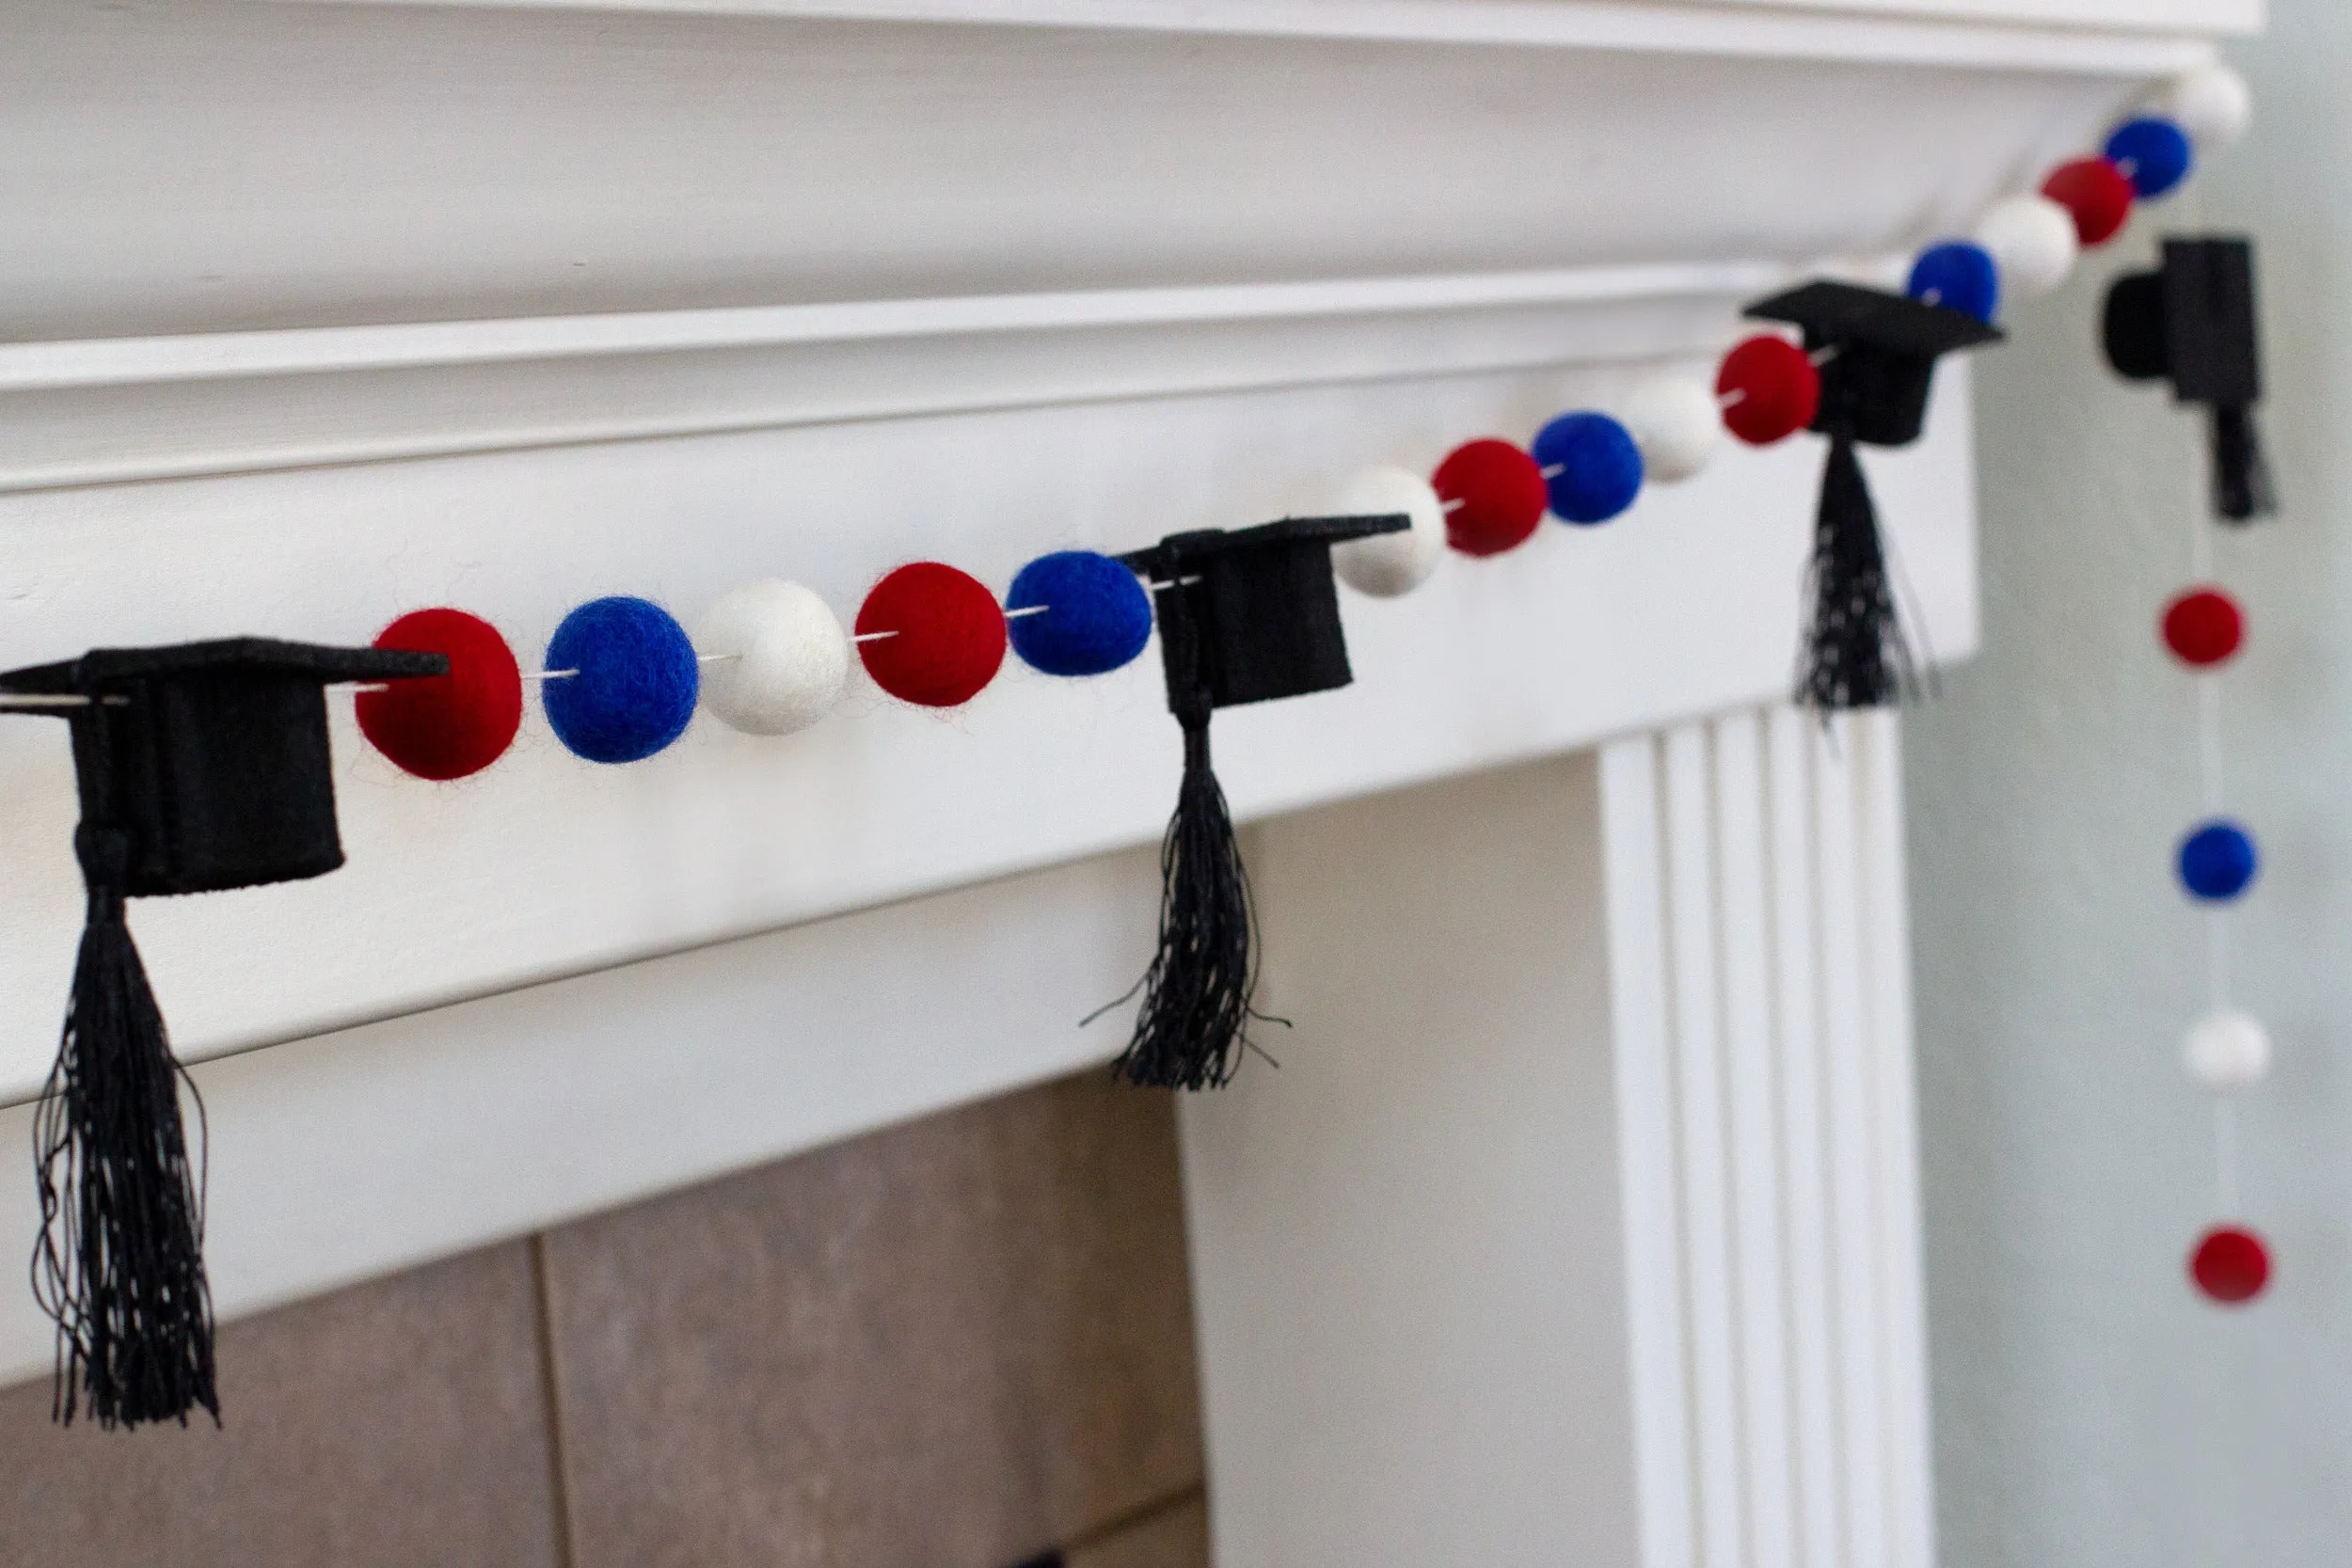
[0,3,2255,1560]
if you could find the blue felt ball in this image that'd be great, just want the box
[2105,116,2195,198]
[1006,550,1153,677]
[1533,411,1645,526]
[542,595,700,764]
[1907,242,2002,324]
[2178,818,2258,901]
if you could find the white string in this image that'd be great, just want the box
[2198,674,2225,814]
[2215,1097,2240,1215]
[2206,907,2231,1012]
[0,693,129,708]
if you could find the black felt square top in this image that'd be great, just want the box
[1,638,446,897]
[1745,279,2005,449]
[1121,514,1406,716]
[2103,236,2262,407]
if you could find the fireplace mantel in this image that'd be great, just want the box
[0,1,2255,1559]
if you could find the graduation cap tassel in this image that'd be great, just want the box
[33,775,218,1429]
[2210,405,2275,524]
[1117,703,1263,1090]
[1799,434,1917,711]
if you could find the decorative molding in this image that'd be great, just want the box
[308,0,2253,67]
[0,261,1788,492]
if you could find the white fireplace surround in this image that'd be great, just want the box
[0,2,2257,1562]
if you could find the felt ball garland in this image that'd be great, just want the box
[1432,438,1549,556]
[358,608,523,780]
[2042,156,2137,247]
[3,58,2273,1443]
[543,596,701,764]
[856,562,1008,707]
[2105,116,2195,199]
[694,579,850,736]
[1906,242,2001,325]
[1328,467,1448,596]
[1006,551,1154,676]
[1717,335,1821,445]
[1533,411,1645,526]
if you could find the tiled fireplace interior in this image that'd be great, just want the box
[0,1069,1207,1568]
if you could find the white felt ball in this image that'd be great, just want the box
[2162,63,2252,149]
[693,579,849,736]
[1623,374,1721,483]
[1330,466,1446,597]
[2185,1007,2271,1090]
[1975,195,2079,298]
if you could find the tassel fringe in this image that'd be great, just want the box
[32,825,218,1430]
[1108,717,1279,1090]
[1799,434,1918,712]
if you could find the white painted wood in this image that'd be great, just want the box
[1182,757,1640,1567]
[1192,705,1936,1564]
[1854,711,1938,1568]
[0,262,1788,492]
[1713,710,1799,1568]
[1662,723,1749,1568]
[1813,718,1893,1568]
[0,843,1159,1388]
[1765,706,1846,1568]
[6,3,2197,344]
[312,0,2258,55]
[1600,735,1698,1568]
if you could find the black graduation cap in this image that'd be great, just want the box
[1742,280,2004,709]
[1747,278,2003,448]
[1104,515,1406,1090]
[0,637,444,1430]
[2103,236,2273,521]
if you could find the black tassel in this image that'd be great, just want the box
[1798,434,1917,712]
[1110,711,1276,1090]
[2211,404,2276,524]
[31,823,218,1429]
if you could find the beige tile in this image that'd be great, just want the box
[543,1069,1205,1568]
[1069,1493,1211,1568]
[0,1242,562,1568]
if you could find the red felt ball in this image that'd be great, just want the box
[2190,1224,2271,1304]
[2162,586,2245,667]
[2042,157,2137,246]
[856,562,1008,707]
[1432,438,1547,557]
[1716,336,1822,446]
[357,608,523,781]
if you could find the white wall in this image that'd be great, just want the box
[1907,6,2352,1563]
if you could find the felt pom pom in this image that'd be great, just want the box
[1328,467,1447,596]
[1622,375,1721,483]
[1906,242,2001,324]
[357,608,523,780]
[1974,195,2079,299]
[2190,1225,2270,1305]
[693,580,849,736]
[1432,438,1547,557]
[1006,550,1153,675]
[2042,157,2136,246]
[2185,1008,2271,1090]
[1716,336,1821,445]
[1534,411,1644,525]
[2162,586,2244,667]
[2105,116,2195,198]
[856,562,1008,706]
[2162,63,2251,149]
[2178,817,2258,902]
[543,596,700,764]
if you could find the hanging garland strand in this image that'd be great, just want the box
[0,63,2258,1432]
